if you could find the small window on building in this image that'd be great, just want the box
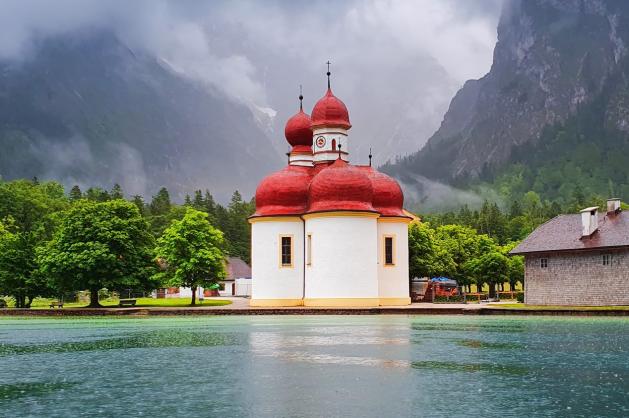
[540,258,548,268]
[602,254,612,266]
[384,236,395,266]
[307,234,312,266]
[219,282,225,291]
[280,235,292,267]
[331,138,337,150]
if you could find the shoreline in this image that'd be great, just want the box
[2,304,629,317]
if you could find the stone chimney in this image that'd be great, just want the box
[580,207,599,237]
[607,198,621,215]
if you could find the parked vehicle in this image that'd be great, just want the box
[430,277,459,297]
[411,277,459,302]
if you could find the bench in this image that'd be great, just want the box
[49,301,64,308]
[498,291,518,300]
[466,292,488,302]
[118,299,137,307]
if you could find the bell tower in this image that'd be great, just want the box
[311,62,352,164]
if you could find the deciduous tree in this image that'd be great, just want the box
[39,200,156,307]
[154,208,226,305]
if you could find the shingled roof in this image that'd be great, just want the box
[510,211,629,255]
[225,257,251,280]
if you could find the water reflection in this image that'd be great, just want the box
[0,316,628,417]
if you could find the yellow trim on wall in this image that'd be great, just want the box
[302,211,380,220]
[249,297,411,307]
[250,299,304,307]
[279,234,294,268]
[379,297,411,306]
[249,216,302,223]
[378,217,412,224]
[383,234,396,267]
[303,298,381,307]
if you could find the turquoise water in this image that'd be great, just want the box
[1,315,628,417]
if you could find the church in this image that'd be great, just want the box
[249,68,412,307]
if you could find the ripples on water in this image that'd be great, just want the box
[1,315,628,417]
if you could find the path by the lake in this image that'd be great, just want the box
[2,298,629,316]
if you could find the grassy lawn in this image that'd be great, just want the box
[4,297,232,309]
[487,303,629,311]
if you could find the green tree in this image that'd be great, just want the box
[219,191,254,263]
[204,190,216,217]
[433,224,496,291]
[69,185,83,201]
[0,220,52,307]
[501,242,524,291]
[110,184,124,200]
[0,180,69,307]
[149,187,171,216]
[408,221,454,279]
[39,200,156,307]
[192,190,205,211]
[154,208,226,305]
[85,187,110,202]
[131,195,147,216]
[466,251,510,298]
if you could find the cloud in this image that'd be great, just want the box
[0,0,502,170]
[0,0,268,104]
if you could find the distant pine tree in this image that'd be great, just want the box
[149,187,171,216]
[85,187,110,202]
[69,185,83,201]
[193,190,205,211]
[131,195,146,216]
[110,184,124,200]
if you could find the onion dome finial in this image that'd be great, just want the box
[284,88,313,147]
[326,60,331,89]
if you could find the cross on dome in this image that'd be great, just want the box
[326,60,331,89]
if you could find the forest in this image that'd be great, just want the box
[0,179,252,308]
[1,176,616,308]
[471,91,629,207]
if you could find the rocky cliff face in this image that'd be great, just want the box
[0,32,281,201]
[388,0,629,186]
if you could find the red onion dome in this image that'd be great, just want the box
[311,89,351,130]
[253,165,313,217]
[284,110,313,147]
[307,159,375,213]
[358,167,406,217]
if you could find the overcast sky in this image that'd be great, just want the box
[0,0,503,163]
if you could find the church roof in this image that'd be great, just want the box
[285,109,313,147]
[311,88,351,130]
[307,159,375,214]
[251,71,408,220]
[252,161,408,218]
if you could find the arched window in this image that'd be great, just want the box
[331,138,336,150]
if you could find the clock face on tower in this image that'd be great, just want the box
[315,136,326,148]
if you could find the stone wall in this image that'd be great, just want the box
[524,249,629,306]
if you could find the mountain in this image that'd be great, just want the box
[0,32,281,202]
[385,0,629,207]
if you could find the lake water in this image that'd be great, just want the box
[1,315,628,417]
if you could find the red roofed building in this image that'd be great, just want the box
[249,69,411,307]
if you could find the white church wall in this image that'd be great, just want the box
[304,214,379,305]
[377,220,411,305]
[250,219,304,306]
